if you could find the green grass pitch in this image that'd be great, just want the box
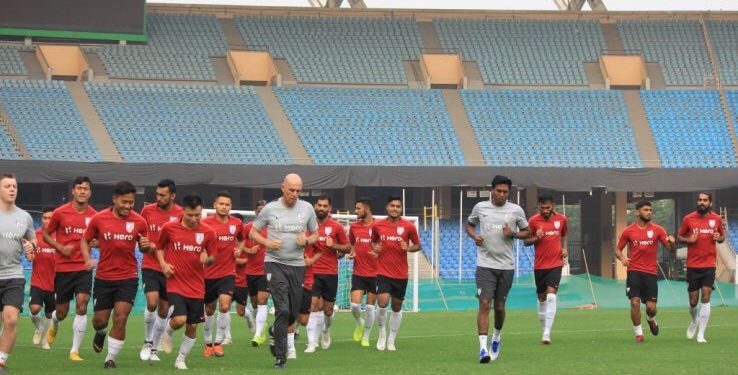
[9,307,737,374]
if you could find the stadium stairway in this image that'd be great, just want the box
[0,104,27,159]
[418,21,442,51]
[256,87,312,165]
[441,90,485,166]
[601,22,625,52]
[622,90,661,167]
[65,82,122,162]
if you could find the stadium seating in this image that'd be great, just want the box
[642,90,737,168]
[461,90,642,168]
[84,81,290,164]
[727,219,738,253]
[273,87,464,165]
[434,19,605,85]
[0,80,100,161]
[0,117,20,160]
[618,20,711,85]
[0,45,26,76]
[95,14,227,81]
[709,21,738,85]
[234,16,423,84]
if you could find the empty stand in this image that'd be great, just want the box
[0,45,26,76]
[461,90,642,168]
[84,82,291,164]
[707,21,738,85]
[274,87,464,165]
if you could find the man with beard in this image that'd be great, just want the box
[523,195,568,344]
[678,192,724,343]
[615,200,675,343]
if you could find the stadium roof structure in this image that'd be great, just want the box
[306,0,607,11]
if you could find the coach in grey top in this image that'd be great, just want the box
[466,175,529,364]
[250,173,318,369]
[0,173,37,371]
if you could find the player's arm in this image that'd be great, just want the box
[233,240,246,258]
[249,227,281,250]
[297,231,319,247]
[466,206,484,246]
[614,232,629,267]
[21,218,37,261]
[327,229,351,254]
[235,256,248,266]
[43,212,72,256]
[404,227,421,253]
[522,224,541,245]
[80,217,98,270]
[677,220,697,244]
[137,224,152,253]
[507,210,531,239]
[156,227,174,277]
[304,249,322,266]
[660,231,676,252]
[714,221,725,243]
[201,233,216,266]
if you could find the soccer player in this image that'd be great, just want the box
[288,242,322,359]
[201,191,244,357]
[249,173,318,369]
[347,197,377,347]
[523,195,568,344]
[29,207,56,350]
[81,181,150,368]
[371,194,421,352]
[43,176,97,361]
[231,212,255,342]
[243,200,269,346]
[0,173,37,372]
[677,192,725,343]
[305,194,349,353]
[139,179,182,361]
[467,175,529,363]
[153,194,216,370]
[615,200,675,343]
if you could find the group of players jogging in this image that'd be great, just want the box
[0,172,725,371]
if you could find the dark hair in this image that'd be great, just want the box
[72,176,91,188]
[491,175,512,189]
[635,200,652,210]
[182,194,203,210]
[231,213,244,221]
[41,206,54,214]
[386,194,402,205]
[356,196,373,210]
[697,192,712,202]
[157,179,176,193]
[538,195,555,204]
[316,194,332,205]
[0,172,15,181]
[113,181,136,196]
[215,190,232,200]
[255,199,267,208]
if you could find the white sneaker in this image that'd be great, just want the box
[149,351,161,362]
[139,342,153,361]
[161,331,173,354]
[687,322,698,340]
[304,343,317,353]
[490,337,501,361]
[387,340,396,351]
[33,330,42,345]
[246,314,255,334]
[287,349,297,359]
[542,334,551,345]
[222,337,233,345]
[320,329,331,350]
[174,357,188,370]
[376,330,387,351]
[41,342,51,350]
[697,336,707,343]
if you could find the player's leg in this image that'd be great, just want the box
[0,279,25,370]
[349,275,365,342]
[203,279,218,356]
[644,273,659,337]
[361,284,377,346]
[141,269,161,354]
[48,272,74,346]
[626,272,644,342]
[696,282,713,343]
[174,321,197,370]
[39,291,55,349]
[70,272,93,360]
[490,269,513,361]
[265,263,290,366]
[103,300,133,369]
[686,269,701,340]
[28,287,45,345]
[386,282,405,351]
[475,267,494,363]
[249,275,269,346]
[375,275,393,351]
[213,292,233,355]
[534,269,547,333]
[541,268,561,343]
[320,275,337,350]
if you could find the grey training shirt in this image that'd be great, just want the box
[0,206,35,279]
[252,198,318,267]
[468,200,528,270]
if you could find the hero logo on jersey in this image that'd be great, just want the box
[195,233,204,245]
[553,221,561,230]
[229,225,236,235]
[396,226,404,236]
[126,222,135,233]
[647,230,654,239]
[708,220,716,228]
[325,227,332,236]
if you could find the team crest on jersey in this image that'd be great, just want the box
[504,214,511,222]
[16,221,25,231]
[369,229,373,237]
[397,226,404,235]
[195,232,204,245]
[708,220,716,228]
[169,216,178,222]
[553,221,561,230]
[126,222,135,233]
[325,227,332,236]
[229,225,236,234]
[85,217,91,226]
[647,230,654,239]
[298,213,305,222]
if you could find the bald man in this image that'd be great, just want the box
[250,174,318,369]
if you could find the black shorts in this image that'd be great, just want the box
[29,286,56,314]
[312,274,338,302]
[205,276,235,304]
[626,271,658,302]
[168,293,205,325]
[351,275,377,294]
[299,288,312,315]
[0,278,25,312]
[476,267,514,302]
[55,271,92,304]
[142,268,168,300]
[246,275,269,296]
[93,278,138,311]
[534,267,562,295]
[376,275,408,300]
[234,286,249,305]
[687,267,716,292]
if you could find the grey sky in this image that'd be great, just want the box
[149,0,738,11]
